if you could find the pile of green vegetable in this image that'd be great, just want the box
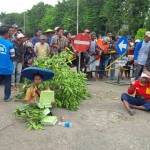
[15,104,46,130]
[17,50,88,110]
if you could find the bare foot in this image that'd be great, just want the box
[127,109,135,116]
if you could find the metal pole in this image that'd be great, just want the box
[24,12,26,33]
[77,0,81,71]
[77,0,79,34]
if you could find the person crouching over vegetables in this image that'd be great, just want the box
[121,73,150,116]
[24,74,42,103]
[22,67,54,104]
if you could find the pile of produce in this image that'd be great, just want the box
[17,50,88,110]
[15,104,46,130]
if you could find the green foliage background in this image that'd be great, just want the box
[0,0,149,36]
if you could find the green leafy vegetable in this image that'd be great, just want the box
[15,104,46,130]
[16,50,89,110]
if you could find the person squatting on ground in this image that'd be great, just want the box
[0,26,15,101]
[24,74,42,103]
[121,76,150,116]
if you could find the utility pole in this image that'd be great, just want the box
[77,0,79,34]
[77,0,81,71]
[24,12,26,33]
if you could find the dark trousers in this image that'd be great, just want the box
[134,64,144,80]
[0,75,11,100]
[121,93,150,111]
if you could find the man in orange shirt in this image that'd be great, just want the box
[121,75,150,115]
[97,36,110,79]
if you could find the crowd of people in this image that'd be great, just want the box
[0,24,150,116]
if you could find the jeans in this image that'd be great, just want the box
[11,61,22,86]
[0,75,11,100]
[121,93,150,111]
[99,54,110,78]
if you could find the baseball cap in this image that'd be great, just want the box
[103,36,110,43]
[135,39,141,43]
[145,31,150,37]
[12,24,18,28]
[17,33,25,39]
[40,35,47,40]
[54,27,60,31]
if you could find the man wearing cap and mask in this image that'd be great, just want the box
[34,35,50,58]
[50,27,68,55]
[12,33,25,90]
[134,31,150,80]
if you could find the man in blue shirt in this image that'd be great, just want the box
[0,26,15,101]
[31,30,42,46]
[134,31,150,80]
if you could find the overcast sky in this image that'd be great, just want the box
[0,0,60,13]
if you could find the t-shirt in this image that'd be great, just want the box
[0,37,14,75]
[34,42,50,58]
[128,80,150,101]
[89,40,96,54]
[97,38,109,54]
[32,36,40,46]
[137,41,150,65]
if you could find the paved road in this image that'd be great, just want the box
[0,81,150,150]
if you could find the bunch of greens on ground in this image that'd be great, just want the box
[17,50,88,110]
[15,104,46,130]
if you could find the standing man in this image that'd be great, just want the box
[32,30,42,46]
[87,32,100,80]
[50,27,68,55]
[12,33,25,90]
[98,36,110,79]
[34,35,50,58]
[134,31,150,80]
[0,26,15,101]
[44,29,54,45]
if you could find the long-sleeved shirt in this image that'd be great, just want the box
[137,41,150,65]
[128,80,150,101]
[13,42,25,63]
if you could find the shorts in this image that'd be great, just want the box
[121,93,150,111]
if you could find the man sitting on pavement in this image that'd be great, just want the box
[121,74,150,116]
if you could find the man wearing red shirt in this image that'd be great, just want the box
[121,77,150,115]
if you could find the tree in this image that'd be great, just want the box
[123,0,149,35]
[25,2,50,34]
[0,0,149,36]
[0,12,24,27]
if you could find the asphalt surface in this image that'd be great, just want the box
[0,81,150,150]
